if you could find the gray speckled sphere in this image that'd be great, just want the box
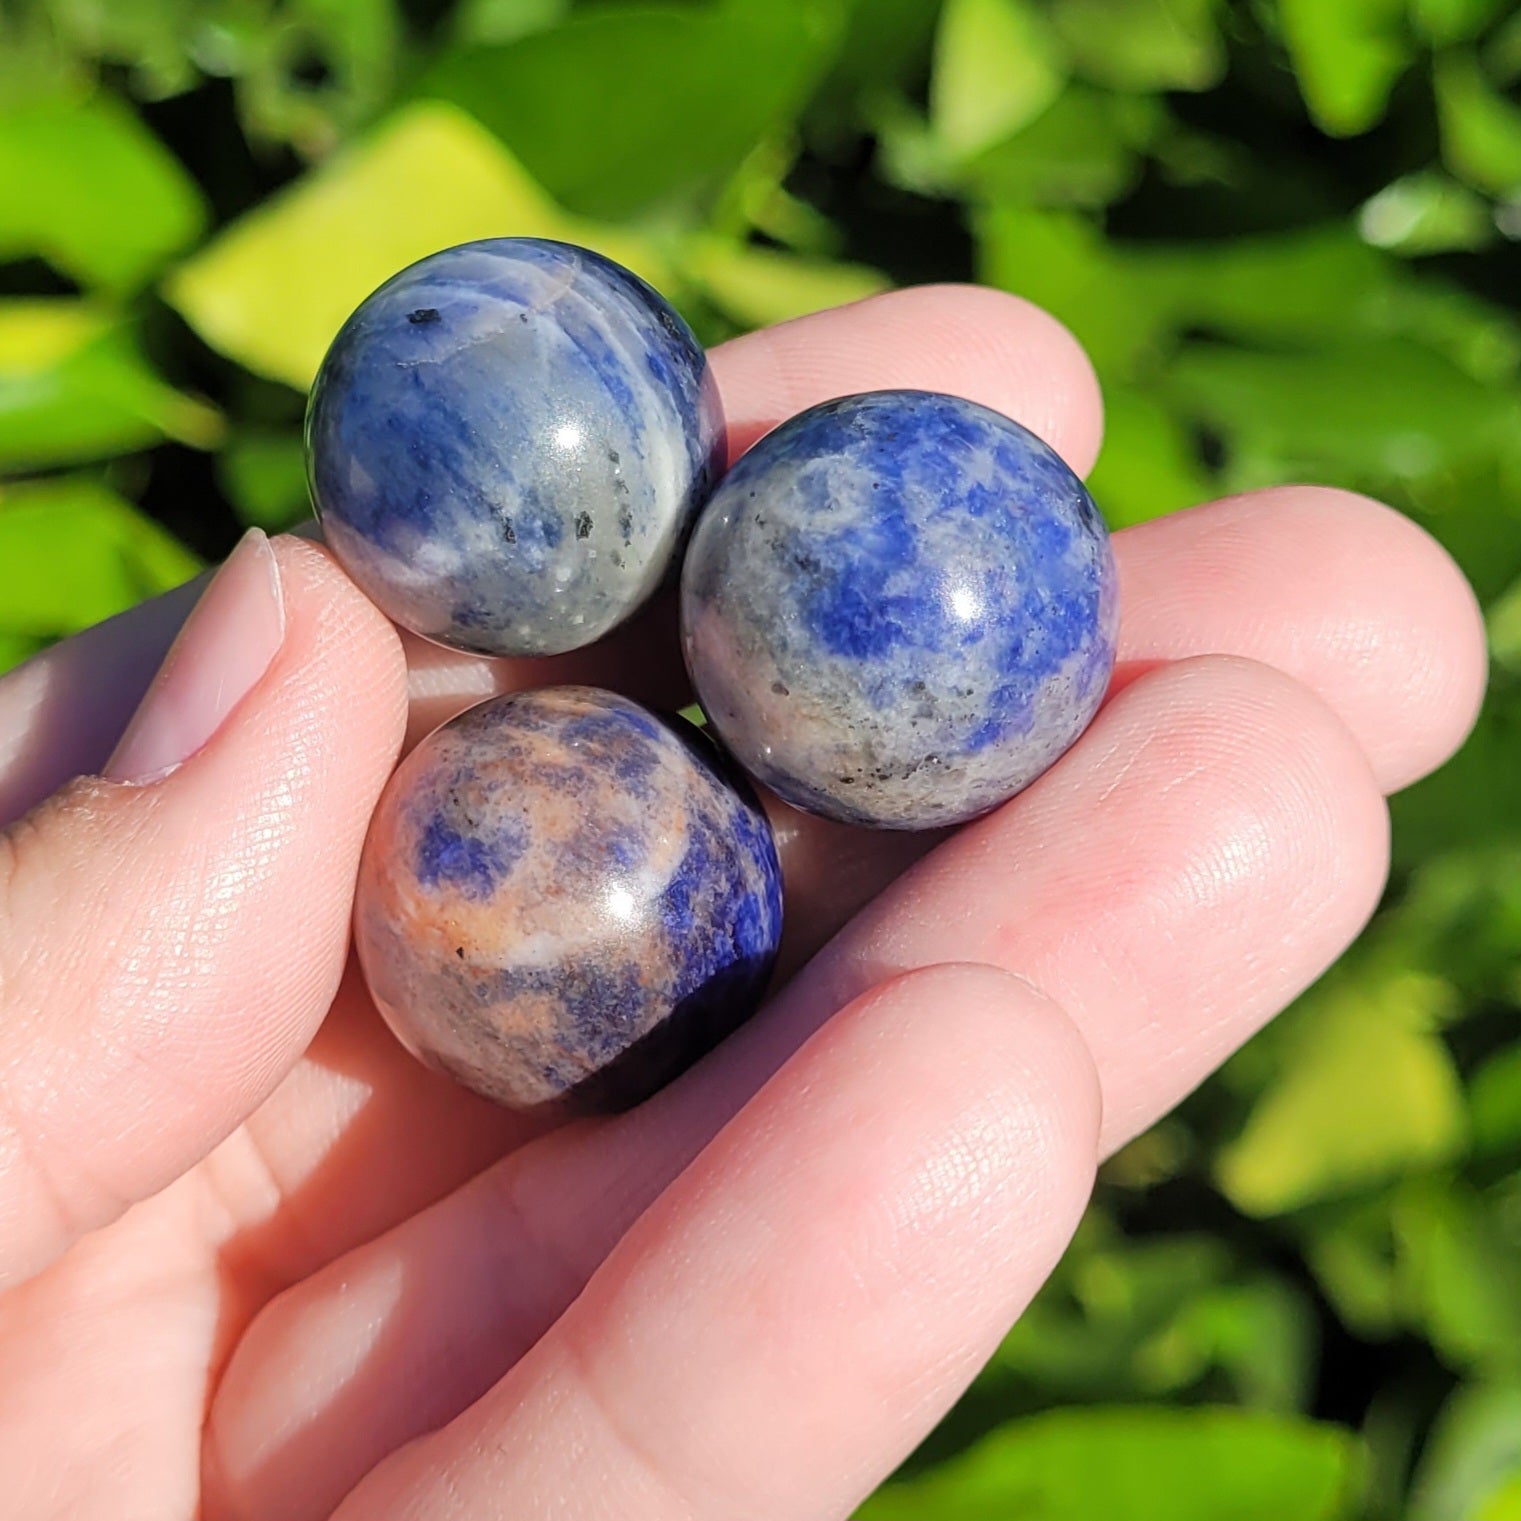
[354,686,784,1114]
[306,238,724,657]
[681,391,1119,830]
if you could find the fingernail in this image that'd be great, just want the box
[106,529,286,783]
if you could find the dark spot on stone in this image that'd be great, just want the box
[519,311,529,322]
[499,515,516,543]
[617,504,634,543]
[408,308,440,324]
[456,946,465,959]
[607,448,620,466]
[574,511,593,540]
[770,680,789,696]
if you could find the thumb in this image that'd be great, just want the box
[0,531,407,1288]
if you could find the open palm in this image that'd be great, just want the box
[0,287,1485,1521]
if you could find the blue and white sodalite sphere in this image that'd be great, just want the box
[681,391,1119,830]
[354,686,784,1113]
[306,238,724,657]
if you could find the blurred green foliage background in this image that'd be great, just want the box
[1,0,1519,1514]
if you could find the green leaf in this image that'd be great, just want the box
[39,0,200,98]
[419,1,844,220]
[163,101,671,392]
[1359,171,1495,255]
[1051,0,1225,93]
[1216,970,1466,1216]
[0,299,222,471]
[1480,1473,1521,1520]
[0,91,205,292]
[1135,1277,1317,1411]
[858,1408,1363,1520]
[1393,1179,1521,1375]
[968,86,1159,208]
[452,0,570,46]
[1277,0,1412,137]
[1410,1383,1521,1521]
[975,206,1169,378]
[220,429,311,532]
[1409,0,1510,47]
[232,0,400,158]
[1490,575,1521,675]
[1470,1041,1521,1158]
[680,236,890,330]
[930,0,1066,162]
[0,477,200,645]
[1086,385,1213,526]
[1437,51,1521,197]
[1305,1197,1406,1337]
[1165,337,1520,489]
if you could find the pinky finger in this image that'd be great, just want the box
[331,964,1099,1521]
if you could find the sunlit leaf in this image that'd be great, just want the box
[420,0,843,220]
[680,236,890,330]
[1410,1383,1521,1521]
[1277,0,1411,137]
[1086,385,1212,526]
[930,0,1065,162]
[1409,0,1511,46]
[1135,1277,1317,1411]
[1471,1041,1521,1161]
[0,90,204,292]
[1165,337,1520,489]
[1359,171,1495,254]
[0,298,222,471]
[163,101,670,392]
[968,86,1159,207]
[1051,0,1225,93]
[0,476,200,647]
[233,0,399,158]
[1216,970,1466,1217]
[1437,51,1521,197]
[220,429,310,532]
[1394,1179,1521,1375]
[452,0,569,45]
[859,1407,1363,1520]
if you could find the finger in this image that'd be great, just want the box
[0,533,406,1287]
[206,656,1387,1512]
[324,964,1099,1521]
[773,482,1480,978]
[1113,486,1485,793]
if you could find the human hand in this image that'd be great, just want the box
[0,287,1486,1520]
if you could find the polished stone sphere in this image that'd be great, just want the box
[354,686,783,1113]
[681,390,1119,830]
[306,238,723,657]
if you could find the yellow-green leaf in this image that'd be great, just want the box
[0,477,201,647]
[163,101,671,393]
[0,298,223,471]
[681,237,890,331]
[931,0,1066,162]
[859,1407,1363,1520]
[1277,0,1411,137]
[1216,971,1466,1216]
[0,92,205,292]
[1437,50,1521,196]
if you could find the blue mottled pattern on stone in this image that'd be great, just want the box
[354,686,784,1112]
[306,238,724,657]
[681,390,1119,830]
